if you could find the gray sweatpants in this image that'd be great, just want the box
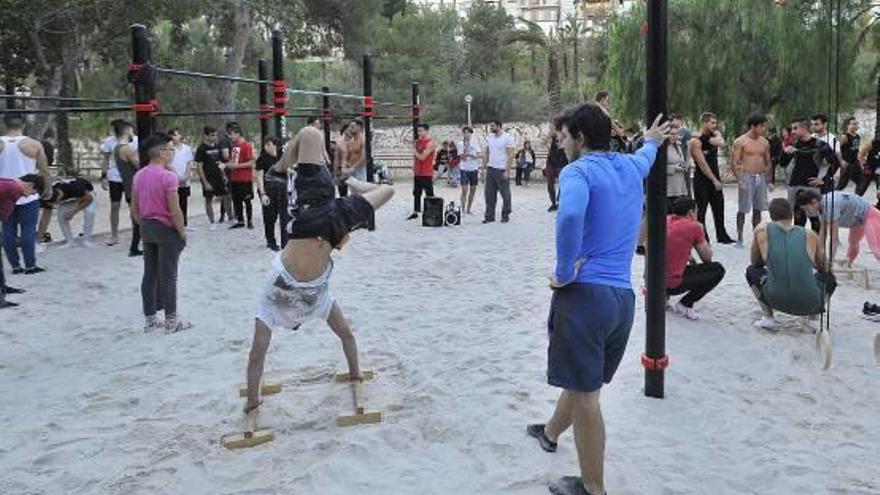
[140,220,185,318]
[484,168,512,222]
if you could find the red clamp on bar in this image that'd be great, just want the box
[641,353,670,371]
[322,108,333,120]
[128,63,144,73]
[273,107,286,116]
[132,99,159,116]
[273,96,288,104]
[363,96,374,118]
[412,104,421,118]
[258,105,273,121]
[272,80,287,93]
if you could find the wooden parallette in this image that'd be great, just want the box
[238,379,282,398]
[835,266,870,289]
[337,380,382,427]
[335,370,374,383]
[221,409,275,449]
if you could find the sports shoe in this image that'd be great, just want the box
[23,266,46,275]
[186,226,198,232]
[674,302,700,320]
[208,223,218,232]
[128,249,143,257]
[82,240,95,248]
[635,245,646,256]
[143,317,163,333]
[165,318,194,334]
[753,316,778,330]
[526,424,557,453]
[41,233,52,243]
[406,213,419,221]
[863,302,880,315]
[0,299,19,309]
[229,223,245,230]
[106,237,119,246]
[2,285,25,294]
[548,205,558,212]
[549,476,603,495]
[11,267,23,275]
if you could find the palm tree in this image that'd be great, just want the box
[502,19,563,116]
[561,13,589,87]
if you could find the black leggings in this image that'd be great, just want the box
[413,177,434,212]
[230,182,253,225]
[667,262,726,308]
[262,184,290,248]
[694,179,731,242]
[178,186,190,226]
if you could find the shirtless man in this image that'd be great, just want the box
[0,114,50,274]
[243,125,394,413]
[731,114,773,247]
[342,119,367,182]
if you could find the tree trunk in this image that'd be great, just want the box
[875,74,880,139]
[510,63,515,83]
[573,38,579,86]
[563,52,569,81]
[531,48,538,85]
[547,51,561,116]
[55,63,77,176]
[218,0,253,118]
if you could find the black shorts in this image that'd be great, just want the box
[178,186,191,198]
[230,181,253,202]
[460,170,479,186]
[202,179,228,198]
[290,195,375,247]
[109,181,125,203]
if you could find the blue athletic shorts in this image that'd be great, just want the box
[547,283,635,392]
[460,170,479,186]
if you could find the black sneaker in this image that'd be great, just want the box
[406,213,419,221]
[267,243,280,252]
[41,233,52,243]
[717,237,736,245]
[247,222,254,230]
[482,219,495,224]
[11,266,23,275]
[24,266,46,275]
[128,249,143,257]
[526,424,557,453]
[635,245,646,256]
[548,205,558,212]
[863,302,880,315]
[229,223,245,230]
[501,217,510,223]
[0,300,19,309]
[2,285,25,294]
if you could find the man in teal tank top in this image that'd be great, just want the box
[746,198,836,329]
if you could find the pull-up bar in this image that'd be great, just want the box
[0,95,130,105]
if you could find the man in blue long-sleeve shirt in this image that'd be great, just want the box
[527,104,670,495]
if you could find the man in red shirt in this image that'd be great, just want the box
[664,197,726,320]
[226,123,256,229]
[0,174,45,308]
[408,123,436,221]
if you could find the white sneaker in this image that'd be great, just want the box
[753,316,778,330]
[106,237,119,246]
[186,226,198,232]
[208,223,217,231]
[674,302,701,320]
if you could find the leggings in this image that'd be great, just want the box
[178,186,190,226]
[546,167,559,207]
[140,220,185,317]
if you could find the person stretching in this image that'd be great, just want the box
[527,104,671,495]
[795,189,880,267]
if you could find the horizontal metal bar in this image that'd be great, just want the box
[155,67,269,85]
[0,95,130,104]
[0,106,132,115]
[156,109,267,117]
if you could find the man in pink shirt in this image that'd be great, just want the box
[131,134,190,333]
[0,174,45,308]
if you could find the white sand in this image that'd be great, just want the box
[1,182,879,495]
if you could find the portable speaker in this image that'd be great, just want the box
[422,197,444,227]
[444,201,461,226]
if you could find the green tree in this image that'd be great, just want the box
[561,13,588,87]
[503,20,565,116]
[462,1,517,81]
[604,0,860,133]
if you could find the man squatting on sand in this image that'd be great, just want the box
[528,103,672,495]
[243,124,394,413]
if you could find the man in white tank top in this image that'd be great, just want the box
[0,114,50,274]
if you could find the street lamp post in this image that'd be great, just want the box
[464,94,473,128]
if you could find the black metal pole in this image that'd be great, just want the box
[363,54,374,183]
[411,82,420,142]
[131,24,155,165]
[258,59,269,146]
[4,78,14,109]
[322,85,332,158]
[644,0,668,399]
[833,0,841,135]
[271,30,285,140]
